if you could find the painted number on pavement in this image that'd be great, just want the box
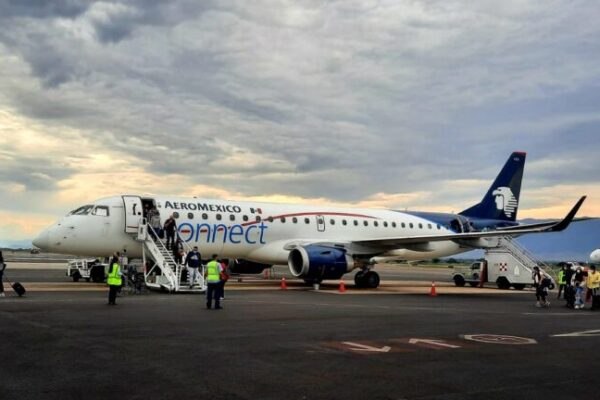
[462,334,537,345]
[551,329,600,337]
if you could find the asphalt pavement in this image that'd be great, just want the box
[0,267,598,400]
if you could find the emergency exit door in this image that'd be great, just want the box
[122,195,143,234]
[316,215,326,232]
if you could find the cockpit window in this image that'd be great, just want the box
[92,206,110,217]
[70,205,94,215]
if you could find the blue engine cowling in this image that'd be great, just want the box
[288,245,354,281]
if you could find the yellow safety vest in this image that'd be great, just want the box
[587,271,600,289]
[206,260,220,283]
[107,263,122,286]
[558,270,566,284]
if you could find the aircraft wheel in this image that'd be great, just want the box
[363,271,380,289]
[354,271,366,288]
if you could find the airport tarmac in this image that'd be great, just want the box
[1,265,598,400]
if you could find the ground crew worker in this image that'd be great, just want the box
[205,254,223,310]
[557,265,567,299]
[107,255,122,306]
[586,265,600,310]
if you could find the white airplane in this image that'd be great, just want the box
[33,152,587,288]
[591,249,600,263]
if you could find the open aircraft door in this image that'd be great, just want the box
[122,195,143,234]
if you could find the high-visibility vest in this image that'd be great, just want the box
[558,270,566,284]
[587,271,600,289]
[107,263,122,286]
[206,260,221,283]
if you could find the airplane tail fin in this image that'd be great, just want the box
[459,152,526,222]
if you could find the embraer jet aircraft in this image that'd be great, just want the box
[33,152,586,288]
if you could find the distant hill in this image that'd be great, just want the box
[0,240,35,250]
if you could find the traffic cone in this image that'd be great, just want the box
[339,280,346,293]
[280,277,287,290]
[429,281,437,297]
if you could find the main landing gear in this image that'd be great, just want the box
[354,270,380,289]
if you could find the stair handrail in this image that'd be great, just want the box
[503,237,552,269]
[502,238,536,269]
[145,224,179,291]
[501,237,555,281]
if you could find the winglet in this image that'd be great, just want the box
[550,196,587,232]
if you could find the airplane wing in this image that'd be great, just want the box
[351,196,587,249]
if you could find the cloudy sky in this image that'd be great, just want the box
[0,0,599,246]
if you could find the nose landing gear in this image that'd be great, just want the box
[354,270,380,289]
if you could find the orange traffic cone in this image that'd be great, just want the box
[280,277,287,290]
[429,281,437,297]
[339,280,346,293]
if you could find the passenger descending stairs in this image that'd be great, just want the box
[138,223,206,293]
[487,236,554,280]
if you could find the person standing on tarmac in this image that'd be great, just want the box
[586,265,600,310]
[219,259,229,300]
[532,266,549,308]
[0,251,5,298]
[107,254,122,306]
[564,263,576,308]
[205,254,223,310]
[557,265,567,299]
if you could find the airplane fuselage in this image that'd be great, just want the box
[34,194,495,264]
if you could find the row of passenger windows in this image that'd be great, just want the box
[171,212,441,230]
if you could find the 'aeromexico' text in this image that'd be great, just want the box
[164,201,242,213]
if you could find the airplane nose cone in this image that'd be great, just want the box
[32,230,50,250]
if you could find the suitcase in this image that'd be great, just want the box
[11,282,26,297]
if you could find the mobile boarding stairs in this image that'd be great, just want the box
[134,220,206,293]
[484,236,555,287]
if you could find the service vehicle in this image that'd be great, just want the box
[67,258,107,283]
[452,244,555,290]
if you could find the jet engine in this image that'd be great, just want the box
[288,245,354,282]
[228,259,271,274]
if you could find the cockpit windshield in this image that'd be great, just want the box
[92,206,110,217]
[69,205,94,216]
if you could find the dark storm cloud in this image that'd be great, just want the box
[0,0,89,19]
[0,152,75,191]
[0,0,599,206]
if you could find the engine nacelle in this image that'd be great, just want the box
[288,245,354,281]
[227,259,271,274]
